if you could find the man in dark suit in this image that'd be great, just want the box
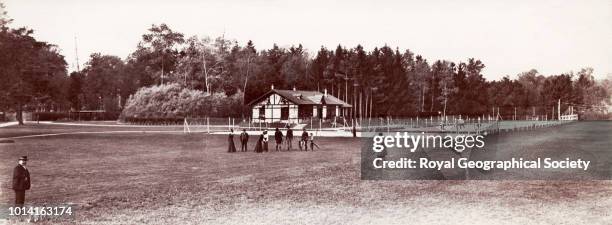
[285,126,294,151]
[300,128,309,151]
[240,129,249,152]
[274,128,283,151]
[13,156,30,206]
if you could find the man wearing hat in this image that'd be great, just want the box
[12,156,31,206]
[300,128,309,151]
[240,129,249,152]
[285,126,294,151]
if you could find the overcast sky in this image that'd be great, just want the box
[4,0,611,80]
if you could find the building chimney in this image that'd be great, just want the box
[324,88,327,97]
[271,84,274,90]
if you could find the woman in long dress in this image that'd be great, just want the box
[228,129,237,153]
[254,133,263,153]
[262,130,269,152]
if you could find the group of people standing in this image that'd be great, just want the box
[227,126,317,153]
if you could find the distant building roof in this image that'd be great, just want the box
[248,89,352,108]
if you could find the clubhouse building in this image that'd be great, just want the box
[247,86,352,124]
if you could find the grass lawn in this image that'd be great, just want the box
[0,123,183,139]
[0,122,611,224]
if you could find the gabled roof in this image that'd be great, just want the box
[247,89,352,107]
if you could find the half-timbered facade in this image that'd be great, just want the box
[248,87,352,124]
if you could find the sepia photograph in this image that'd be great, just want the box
[0,0,611,224]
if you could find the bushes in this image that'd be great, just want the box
[120,83,244,122]
[33,112,68,121]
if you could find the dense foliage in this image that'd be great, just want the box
[0,2,68,124]
[120,83,242,119]
[1,1,610,121]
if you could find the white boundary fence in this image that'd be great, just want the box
[560,114,578,121]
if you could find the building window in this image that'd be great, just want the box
[259,106,265,119]
[281,107,289,120]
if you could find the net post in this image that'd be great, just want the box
[183,117,191,133]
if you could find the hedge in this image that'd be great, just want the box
[33,111,120,121]
[120,83,244,120]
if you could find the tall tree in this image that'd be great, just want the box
[281,44,309,89]
[413,55,431,112]
[434,61,457,118]
[67,71,83,110]
[81,53,125,112]
[0,27,67,124]
[130,23,184,86]
[461,58,488,114]
[517,69,544,108]
[309,46,331,92]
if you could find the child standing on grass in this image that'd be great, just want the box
[309,132,319,151]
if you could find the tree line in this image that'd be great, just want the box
[70,23,611,119]
[1,4,610,122]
